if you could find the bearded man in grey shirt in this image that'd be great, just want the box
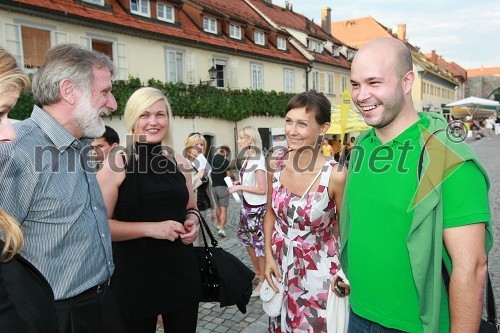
[0,44,123,332]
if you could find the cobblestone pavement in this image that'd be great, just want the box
[157,135,500,332]
[157,190,268,333]
[192,198,268,333]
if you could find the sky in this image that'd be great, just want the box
[274,0,500,70]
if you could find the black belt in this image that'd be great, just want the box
[55,280,111,304]
[77,280,110,298]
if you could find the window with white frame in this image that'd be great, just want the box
[229,24,241,40]
[254,31,265,46]
[311,71,319,91]
[307,39,323,53]
[157,3,174,23]
[251,63,263,90]
[213,58,226,88]
[327,73,334,95]
[130,0,150,17]
[79,36,128,80]
[166,49,184,83]
[277,37,286,50]
[21,26,51,68]
[341,74,348,92]
[203,17,217,34]
[284,69,295,93]
[3,23,69,71]
[82,0,104,5]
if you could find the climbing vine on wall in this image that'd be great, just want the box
[11,76,294,122]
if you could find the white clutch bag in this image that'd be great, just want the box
[326,269,350,333]
[260,275,284,317]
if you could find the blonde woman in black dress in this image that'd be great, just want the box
[97,87,200,333]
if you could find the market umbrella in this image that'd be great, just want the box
[446,96,498,118]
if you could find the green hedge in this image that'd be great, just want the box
[11,76,294,122]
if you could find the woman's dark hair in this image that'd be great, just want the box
[285,90,331,125]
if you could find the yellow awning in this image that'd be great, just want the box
[451,107,495,118]
[326,106,371,134]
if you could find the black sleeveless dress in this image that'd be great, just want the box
[111,143,201,319]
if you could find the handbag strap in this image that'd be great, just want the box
[187,208,218,248]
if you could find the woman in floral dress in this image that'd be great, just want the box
[263,90,349,332]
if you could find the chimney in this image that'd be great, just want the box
[397,24,406,41]
[321,7,331,34]
[284,0,289,10]
[431,50,438,62]
[264,0,272,4]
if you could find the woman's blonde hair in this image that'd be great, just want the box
[0,48,26,261]
[183,133,207,158]
[124,87,173,149]
[0,210,23,262]
[238,126,262,157]
[0,47,30,94]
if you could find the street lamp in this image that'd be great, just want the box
[200,66,218,84]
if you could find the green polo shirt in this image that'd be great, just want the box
[346,116,490,332]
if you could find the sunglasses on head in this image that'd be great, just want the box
[188,132,201,137]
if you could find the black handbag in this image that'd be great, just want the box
[442,261,499,332]
[189,209,255,314]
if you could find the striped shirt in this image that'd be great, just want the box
[0,106,114,300]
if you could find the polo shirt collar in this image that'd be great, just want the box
[30,105,90,151]
[365,114,430,146]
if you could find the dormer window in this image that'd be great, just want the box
[82,0,104,5]
[277,37,287,50]
[307,39,323,53]
[203,17,217,34]
[157,3,174,23]
[346,50,356,61]
[229,24,241,40]
[254,31,265,46]
[131,0,150,17]
[333,47,340,58]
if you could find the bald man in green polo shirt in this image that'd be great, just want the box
[340,38,492,332]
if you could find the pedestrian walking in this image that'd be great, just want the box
[211,145,233,237]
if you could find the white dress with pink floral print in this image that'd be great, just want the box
[269,154,340,333]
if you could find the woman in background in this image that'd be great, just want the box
[184,132,215,245]
[0,47,58,332]
[228,126,267,296]
[97,87,200,333]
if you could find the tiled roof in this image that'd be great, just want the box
[424,52,467,80]
[6,0,309,66]
[331,16,457,84]
[190,0,272,31]
[467,67,500,77]
[247,0,351,69]
[331,16,391,49]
